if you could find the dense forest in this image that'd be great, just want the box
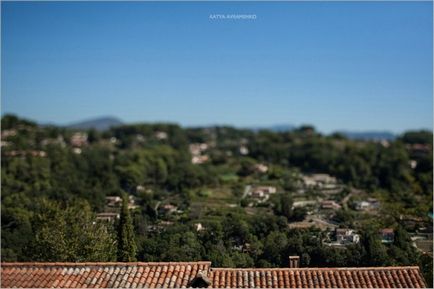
[1,115,433,286]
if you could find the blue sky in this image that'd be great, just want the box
[1,1,432,133]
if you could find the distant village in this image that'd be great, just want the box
[1,125,433,256]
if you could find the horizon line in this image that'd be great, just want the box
[2,112,432,135]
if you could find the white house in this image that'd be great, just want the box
[336,229,360,244]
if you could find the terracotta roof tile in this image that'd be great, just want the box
[1,262,211,288]
[1,263,427,288]
[209,267,427,288]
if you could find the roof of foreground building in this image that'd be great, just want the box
[0,262,427,288]
[209,266,427,288]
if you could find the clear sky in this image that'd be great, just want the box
[1,1,433,134]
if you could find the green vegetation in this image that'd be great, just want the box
[117,194,137,262]
[1,115,432,286]
[29,199,116,262]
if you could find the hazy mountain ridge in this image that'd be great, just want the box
[244,124,296,132]
[60,117,397,140]
[338,131,396,141]
[246,125,396,140]
[66,116,123,131]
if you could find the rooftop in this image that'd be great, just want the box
[0,262,427,288]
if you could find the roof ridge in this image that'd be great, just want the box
[1,263,420,270]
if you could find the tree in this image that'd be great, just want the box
[290,207,307,222]
[361,231,390,266]
[419,253,433,287]
[117,194,137,261]
[333,209,355,226]
[273,193,293,220]
[237,158,256,177]
[1,194,34,261]
[29,198,116,262]
[261,231,288,267]
[154,159,168,184]
[116,165,144,193]
[1,114,37,130]
[389,226,419,265]
[400,130,433,145]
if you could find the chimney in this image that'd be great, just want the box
[289,256,300,268]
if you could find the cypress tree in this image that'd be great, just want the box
[117,193,137,261]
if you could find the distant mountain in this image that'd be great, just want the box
[67,116,123,131]
[337,131,396,141]
[268,124,296,132]
[245,124,296,132]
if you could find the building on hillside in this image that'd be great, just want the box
[292,200,318,208]
[136,185,146,192]
[190,143,209,164]
[189,143,208,155]
[407,143,431,156]
[253,163,269,173]
[146,220,176,233]
[104,195,138,210]
[239,146,249,155]
[1,129,17,139]
[127,196,139,210]
[379,228,395,244]
[334,228,360,245]
[254,186,277,194]
[70,132,88,147]
[409,160,418,169]
[247,186,277,203]
[354,198,380,211]
[158,204,178,215]
[155,131,168,140]
[41,136,66,147]
[414,239,433,254]
[192,155,209,164]
[194,223,205,232]
[106,196,122,207]
[354,201,370,211]
[95,212,120,222]
[302,174,337,188]
[399,214,429,230]
[72,148,82,154]
[321,200,341,210]
[412,233,433,255]
[1,261,427,288]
